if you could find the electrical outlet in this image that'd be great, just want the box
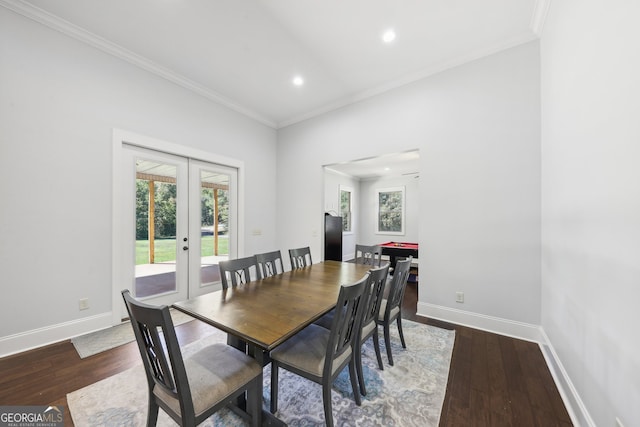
[79,298,90,311]
[456,292,464,303]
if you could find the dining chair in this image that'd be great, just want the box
[288,246,312,269]
[376,256,412,366]
[269,274,368,427]
[219,255,258,289]
[313,262,390,379]
[354,263,390,394]
[121,290,263,427]
[255,250,284,278]
[354,244,382,267]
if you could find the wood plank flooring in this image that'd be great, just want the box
[403,282,572,426]
[0,282,572,426]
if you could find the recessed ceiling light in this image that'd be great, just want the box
[382,29,396,44]
[292,75,304,86]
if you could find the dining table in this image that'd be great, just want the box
[173,260,372,358]
[172,260,373,426]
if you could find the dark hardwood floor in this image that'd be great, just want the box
[403,282,572,426]
[0,281,572,426]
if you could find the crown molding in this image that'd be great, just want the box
[530,0,552,37]
[0,0,277,128]
[3,0,548,131]
[277,32,538,129]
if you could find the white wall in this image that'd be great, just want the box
[540,1,640,426]
[277,41,541,329]
[0,8,277,350]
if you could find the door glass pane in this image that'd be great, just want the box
[199,170,230,286]
[134,160,178,298]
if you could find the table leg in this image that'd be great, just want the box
[248,343,272,367]
[227,337,287,426]
[227,334,247,353]
[388,254,397,272]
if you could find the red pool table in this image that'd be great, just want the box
[379,241,418,270]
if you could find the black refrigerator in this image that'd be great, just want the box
[324,213,342,261]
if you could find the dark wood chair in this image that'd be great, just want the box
[314,262,391,385]
[121,290,262,427]
[269,274,368,427]
[218,255,258,289]
[354,244,382,267]
[288,246,312,269]
[376,256,412,366]
[355,263,390,393]
[255,250,284,278]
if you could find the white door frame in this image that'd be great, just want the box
[111,128,245,325]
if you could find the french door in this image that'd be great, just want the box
[119,144,237,313]
[188,159,238,298]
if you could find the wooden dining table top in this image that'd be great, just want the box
[173,260,372,352]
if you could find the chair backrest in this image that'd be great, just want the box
[324,274,368,373]
[121,290,194,416]
[219,255,258,289]
[360,263,390,334]
[383,257,412,319]
[289,246,312,269]
[255,250,284,278]
[354,244,382,267]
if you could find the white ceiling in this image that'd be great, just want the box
[6,0,544,129]
[326,150,420,180]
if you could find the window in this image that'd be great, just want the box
[340,186,353,233]
[376,186,405,234]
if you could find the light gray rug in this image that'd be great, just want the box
[71,309,195,359]
[67,320,455,426]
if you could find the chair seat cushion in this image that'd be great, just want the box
[378,299,400,321]
[270,324,351,378]
[361,319,376,341]
[154,343,261,418]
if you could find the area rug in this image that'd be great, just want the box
[67,320,455,426]
[71,309,195,359]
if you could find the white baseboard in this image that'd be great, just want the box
[538,329,595,427]
[417,302,544,343]
[0,312,113,358]
[417,302,593,427]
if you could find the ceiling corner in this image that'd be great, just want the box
[530,0,552,37]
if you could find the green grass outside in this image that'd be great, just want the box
[136,236,229,265]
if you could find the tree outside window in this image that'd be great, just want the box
[376,187,405,234]
[340,187,353,232]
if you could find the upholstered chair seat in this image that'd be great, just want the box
[153,343,262,418]
[269,324,351,378]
